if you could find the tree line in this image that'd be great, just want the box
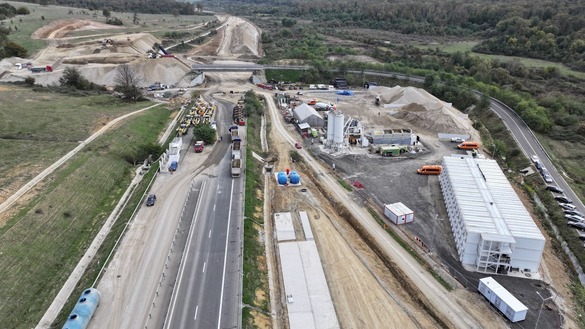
[210,0,585,71]
[0,3,29,59]
[14,0,196,15]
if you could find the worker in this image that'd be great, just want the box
[332,163,336,171]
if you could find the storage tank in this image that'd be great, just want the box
[289,171,300,184]
[277,172,288,185]
[326,110,335,142]
[63,288,101,329]
[333,111,345,144]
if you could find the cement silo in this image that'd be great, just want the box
[326,110,335,144]
[333,111,345,145]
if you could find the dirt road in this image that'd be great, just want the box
[261,91,503,328]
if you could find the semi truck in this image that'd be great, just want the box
[231,158,241,177]
[30,65,53,73]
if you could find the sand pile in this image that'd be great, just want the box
[217,17,260,57]
[369,86,474,134]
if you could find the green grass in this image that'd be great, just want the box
[0,86,155,197]
[241,105,270,328]
[0,103,170,329]
[417,41,585,80]
[3,0,213,55]
[337,178,352,191]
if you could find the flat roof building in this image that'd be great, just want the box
[440,156,545,274]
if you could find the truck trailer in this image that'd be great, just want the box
[231,158,241,177]
[232,138,241,159]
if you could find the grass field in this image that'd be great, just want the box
[0,87,170,328]
[3,0,213,55]
[0,86,154,204]
[417,41,585,80]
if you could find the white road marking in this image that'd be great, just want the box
[208,230,212,238]
[194,305,199,320]
[164,180,207,329]
[217,179,235,329]
[202,262,206,273]
[213,204,216,211]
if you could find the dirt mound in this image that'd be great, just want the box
[368,86,474,134]
[217,17,260,57]
[32,19,122,39]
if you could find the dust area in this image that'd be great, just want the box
[31,19,123,39]
[327,54,381,64]
[216,16,260,58]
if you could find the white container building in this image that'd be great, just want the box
[440,156,545,274]
[478,277,528,322]
[384,202,414,225]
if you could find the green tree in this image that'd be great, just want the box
[193,124,216,145]
[102,8,111,18]
[59,67,89,89]
[132,12,139,25]
[3,41,27,57]
[16,7,30,15]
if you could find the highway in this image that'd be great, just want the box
[164,156,243,329]
[163,92,244,329]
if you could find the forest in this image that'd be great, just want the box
[209,0,585,71]
[14,0,197,15]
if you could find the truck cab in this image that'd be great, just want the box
[194,141,204,153]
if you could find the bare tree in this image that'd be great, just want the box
[115,64,142,101]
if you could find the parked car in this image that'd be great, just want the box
[146,194,157,206]
[559,203,576,210]
[531,155,540,163]
[169,161,178,172]
[555,196,573,204]
[568,222,585,230]
[546,185,563,193]
[543,174,553,183]
[451,137,466,143]
[294,142,302,149]
[565,210,584,217]
[567,214,585,222]
[534,160,543,170]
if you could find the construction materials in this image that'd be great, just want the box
[231,158,241,177]
[478,277,527,322]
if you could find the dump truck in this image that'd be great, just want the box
[232,138,241,159]
[194,141,204,153]
[231,158,241,177]
[230,127,240,142]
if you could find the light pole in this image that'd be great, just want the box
[535,291,553,329]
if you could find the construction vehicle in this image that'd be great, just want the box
[232,138,241,159]
[194,141,204,153]
[30,65,53,73]
[230,125,240,142]
[231,158,241,177]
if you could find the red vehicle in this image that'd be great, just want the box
[294,142,302,149]
[194,141,204,153]
[238,119,246,126]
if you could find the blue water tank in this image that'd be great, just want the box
[277,172,288,185]
[289,171,300,184]
[63,288,101,329]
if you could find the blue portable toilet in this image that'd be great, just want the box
[289,171,300,184]
[277,172,288,185]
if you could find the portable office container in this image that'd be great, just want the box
[478,277,527,322]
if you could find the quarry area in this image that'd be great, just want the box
[0,12,574,329]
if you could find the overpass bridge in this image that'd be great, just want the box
[191,64,310,72]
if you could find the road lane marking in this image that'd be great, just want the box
[209,230,212,238]
[164,180,207,329]
[194,305,199,320]
[203,262,206,273]
[217,179,235,329]
[213,204,216,211]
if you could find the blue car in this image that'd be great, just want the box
[146,194,157,206]
[169,161,178,172]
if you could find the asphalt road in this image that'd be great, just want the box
[488,97,585,214]
[163,92,244,329]
[164,159,243,329]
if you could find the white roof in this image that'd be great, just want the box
[298,122,311,130]
[442,156,545,242]
[384,202,413,216]
[274,212,296,241]
[293,103,320,121]
[479,277,528,312]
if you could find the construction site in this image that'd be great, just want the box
[0,10,573,329]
